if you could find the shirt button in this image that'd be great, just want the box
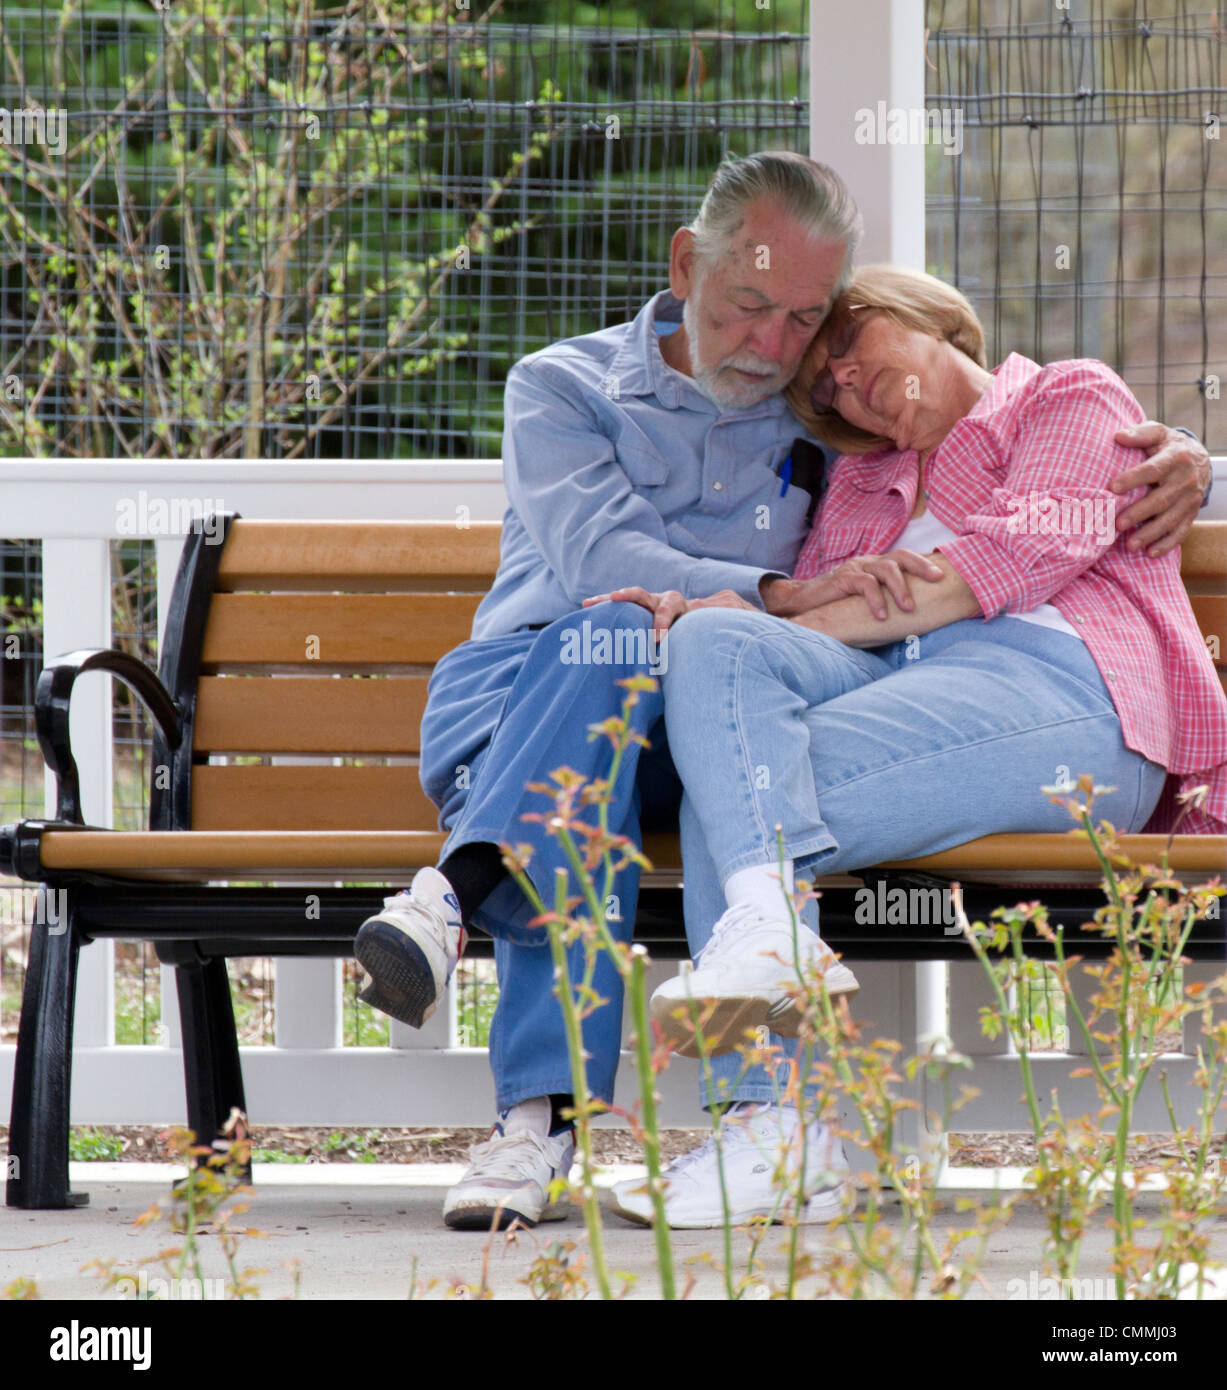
[1107,671,1117,681]
[712,481,723,491]
[1073,616,1085,623]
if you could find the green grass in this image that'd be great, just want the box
[320,1130,384,1162]
[114,964,162,1045]
[454,959,499,1049]
[68,1127,124,1162]
[342,962,390,1047]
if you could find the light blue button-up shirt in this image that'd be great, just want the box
[470,289,828,640]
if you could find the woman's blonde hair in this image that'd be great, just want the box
[785,264,988,455]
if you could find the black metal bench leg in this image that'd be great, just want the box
[174,957,250,1179]
[6,888,88,1209]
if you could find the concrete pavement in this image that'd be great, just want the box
[3,1161,1226,1300]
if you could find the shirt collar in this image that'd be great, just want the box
[832,351,1044,493]
[607,288,799,424]
[966,351,1041,420]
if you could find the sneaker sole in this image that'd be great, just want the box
[443,1199,569,1232]
[609,1180,856,1230]
[651,981,858,1058]
[355,921,440,1029]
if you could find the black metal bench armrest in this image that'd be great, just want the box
[34,648,183,824]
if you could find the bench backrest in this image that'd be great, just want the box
[162,516,1227,835]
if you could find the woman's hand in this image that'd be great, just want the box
[818,549,946,621]
[582,586,757,633]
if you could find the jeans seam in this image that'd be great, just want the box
[717,831,839,886]
[727,627,876,869]
[811,709,1126,800]
[498,1079,615,1111]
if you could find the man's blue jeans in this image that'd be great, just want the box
[419,601,681,1113]
[660,608,1170,1108]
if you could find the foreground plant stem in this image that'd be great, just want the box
[541,869,613,1301]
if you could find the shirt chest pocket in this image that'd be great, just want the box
[813,522,871,570]
[613,421,671,488]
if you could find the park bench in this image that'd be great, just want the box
[3,513,1225,1209]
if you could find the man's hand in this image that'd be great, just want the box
[583,586,757,634]
[1111,421,1211,556]
[582,586,689,634]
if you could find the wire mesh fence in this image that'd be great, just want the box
[1,0,1223,1049]
[926,0,1225,449]
[0,0,812,460]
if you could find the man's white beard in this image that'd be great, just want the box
[681,278,798,410]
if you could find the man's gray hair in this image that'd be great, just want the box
[688,150,863,292]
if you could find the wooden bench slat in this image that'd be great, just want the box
[208,519,1224,589]
[38,830,451,881]
[215,520,502,592]
[194,677,429,754]
[1190,595,1226,666]
[879,832,1226,875]
[35,829,1224,884]
[201,593,481,668]
[38,830,671,881]
[191,765,441,831]
[1180,520,1227,583]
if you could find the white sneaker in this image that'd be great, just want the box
[608,1104,855,1229]
[650,902,859,1057]
[443,1106,575,1231]
[354,867,466,1028]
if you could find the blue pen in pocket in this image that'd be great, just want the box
[778,454,793,497]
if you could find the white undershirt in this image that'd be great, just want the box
[895,508,1083,641]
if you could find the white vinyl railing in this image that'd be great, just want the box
[2,459,1225,1160]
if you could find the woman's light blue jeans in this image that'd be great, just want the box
[660,608,1169,1109]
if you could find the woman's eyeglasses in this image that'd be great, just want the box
[809,303,869,413]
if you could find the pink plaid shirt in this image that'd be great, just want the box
[793,353,1227,835]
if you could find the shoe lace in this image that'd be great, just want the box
[698,901,779,966]
[380,891,457,951]
[665,1115,759,1176]
[466,1130,561,1180]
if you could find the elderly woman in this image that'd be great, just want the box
[598,265,1227,1228]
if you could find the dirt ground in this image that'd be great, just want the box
[1,1124,1217,1170]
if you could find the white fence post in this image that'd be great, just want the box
[155,536,186,1049]
[40,539,114,1051]
[275,959,343,1050]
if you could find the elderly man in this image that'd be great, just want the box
[352,150,1212,1231]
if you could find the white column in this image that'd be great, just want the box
[155,536,186,1048]
[389,986,455,1049]
[274,958,343,1050]
[813,5,933,1164]
[41,538,114,1048]
[809,0,927,268]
